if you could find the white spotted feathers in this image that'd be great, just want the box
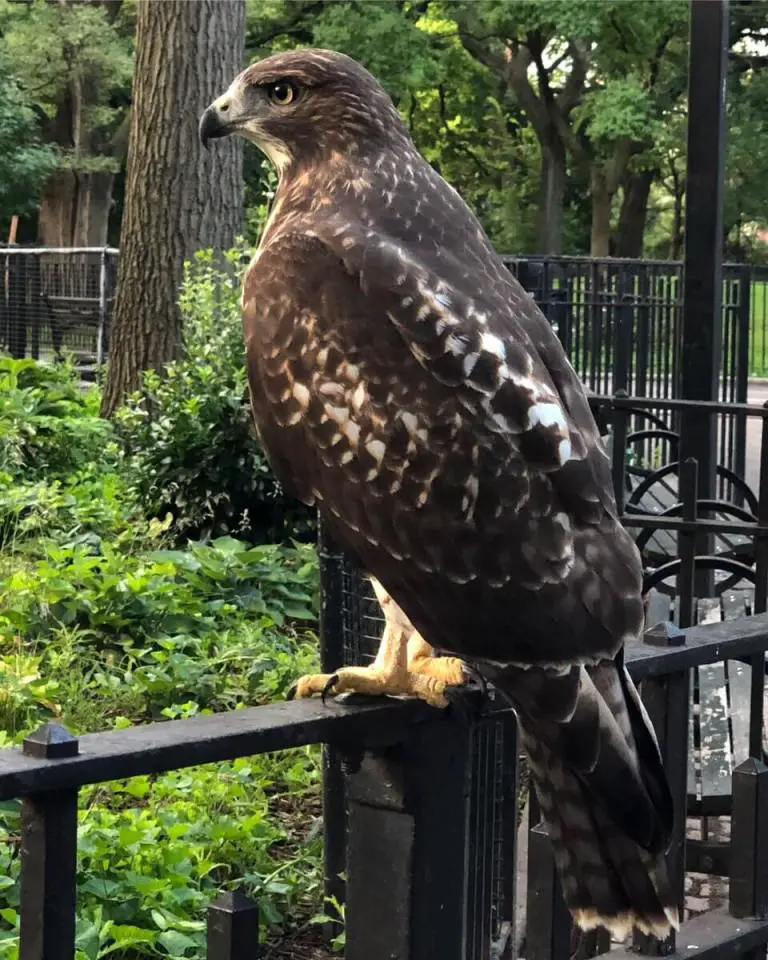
[357,236,574,471]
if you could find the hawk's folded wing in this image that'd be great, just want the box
[242,228,644,666]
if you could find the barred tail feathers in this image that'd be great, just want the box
[524,732,679,939]
[491,657,680,939]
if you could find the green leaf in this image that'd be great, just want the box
[157,929,199,955]
[106,924,156,945]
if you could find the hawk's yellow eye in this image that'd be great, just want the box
[268,81,297,106]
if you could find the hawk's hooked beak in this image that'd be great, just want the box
[199,95,235,150]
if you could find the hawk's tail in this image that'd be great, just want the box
[492,658,680,940]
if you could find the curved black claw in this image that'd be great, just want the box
[321,674,340,704]
[461,662,490,697]
[286,682,298,701]
[444,678,491,725]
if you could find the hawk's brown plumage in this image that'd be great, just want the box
[200,48,678,938]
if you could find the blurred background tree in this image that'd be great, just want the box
[1,0,766,261]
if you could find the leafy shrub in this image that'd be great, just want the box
[0,534,318,651]
[0,530,324,953]
[0,349,330,956]
[0,473,141,555]
[0,356,112,481]
[114,248,315,546]
[0,748,324,956]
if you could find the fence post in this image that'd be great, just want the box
[97,248,107,365]
[732,265,751,490]
[614,271,634,394]
[317,519,348,937]
[525,822,573,960]
[29,253,41,361]
[7,252,27,359]
[206,892,260,960]
[344,710,473,960]
[499,715,521,959]
[610,391,630,511]
[633,623,689,956]
[636,268,651,400]
[730,758,768,920]
[19,724,79,960]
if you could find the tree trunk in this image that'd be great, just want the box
[38,170,114,246]
[589,169,612,258]
[536,137,566,255]
[669,180,684,260]
[614,168,656,259]
[101,0,245,418]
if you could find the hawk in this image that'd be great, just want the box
[199,49,677,939]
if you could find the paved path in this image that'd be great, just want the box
[746,380,768,495]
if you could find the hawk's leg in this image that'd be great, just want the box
[288,578,466,708]
[406,631,466,687]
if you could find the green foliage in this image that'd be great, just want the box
[0,59,57,217]
[577,77,659,145]
[0,354,328,955]
[0,745,323,955]
[0,357,112,482]
[114,248,314,545]
[310,0,441,102]
[0,0,133,167]
[0,534,318,652]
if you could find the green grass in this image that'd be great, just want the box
[750,280,768,377]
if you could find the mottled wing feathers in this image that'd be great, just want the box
[241,229,644,666]
[340,228,575,470]
[321,220,621,530]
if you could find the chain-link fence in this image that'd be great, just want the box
[0,246,118,374]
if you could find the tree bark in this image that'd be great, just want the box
[454,20,587,257]
[101,0,245,418]
[537,137,566,254]
[669,169,685,261]
[614,167,656,258]
[589,169,612,258]
[37,2,124,246]
[589,138,639,257]
[38,170,115,246]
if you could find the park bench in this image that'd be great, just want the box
[645,589,762,806]
[600,412,768,879]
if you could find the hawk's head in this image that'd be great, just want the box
[199,48,409,173]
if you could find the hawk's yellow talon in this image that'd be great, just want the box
[289,579,466,711]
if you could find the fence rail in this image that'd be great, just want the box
[1,610,767,960]
[0,246,118,371]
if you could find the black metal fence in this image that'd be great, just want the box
[502,256,753,483]
[1,248,766,398]
[0,246,118,368]
[0,394,767,959]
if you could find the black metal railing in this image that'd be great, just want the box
[1,610,767,959]
[503,256,753,483]
[0,246,118,369]
[1,247,766,399]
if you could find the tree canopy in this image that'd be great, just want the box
[1,0,767,260]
